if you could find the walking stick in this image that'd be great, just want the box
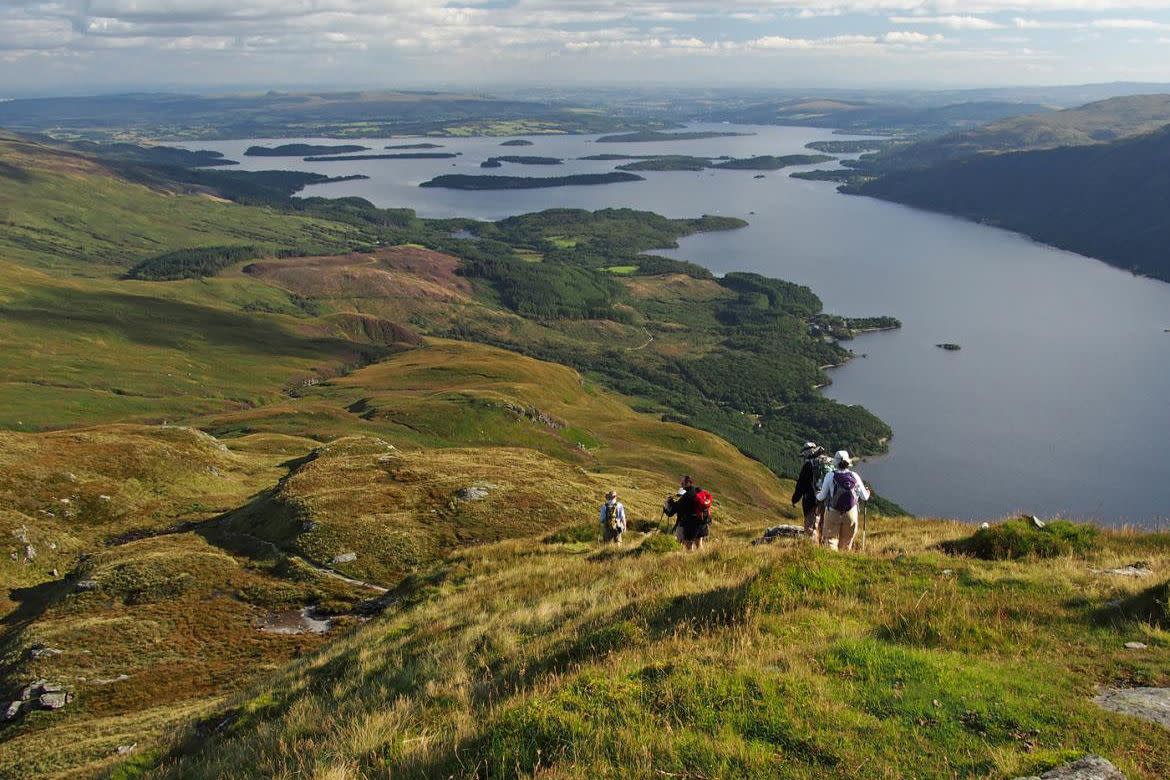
[861,500,868,552]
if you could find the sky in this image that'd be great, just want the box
[4,1,1170,95]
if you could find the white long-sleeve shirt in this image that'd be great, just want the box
[817,470,871,505]
[600,501,627,529]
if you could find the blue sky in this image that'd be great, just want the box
[3,2,1170,94]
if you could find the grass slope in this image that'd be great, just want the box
[147,523,1170,779]
[0,133,354,273]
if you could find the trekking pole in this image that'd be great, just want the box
[861,500,868,552]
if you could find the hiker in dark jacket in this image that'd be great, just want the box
[791,442,830,541]
[664,475,709,551]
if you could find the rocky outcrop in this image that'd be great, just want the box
[1095,687,1170,730]
[1013,755,1125,779]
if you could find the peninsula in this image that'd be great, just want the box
[419,172,644,189]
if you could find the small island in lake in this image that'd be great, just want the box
[805,139,898,154]
[616,156,710,171]
[244,143,369,157]
[596,130,753,143]
[937,343,962,351]
[711,154,834,171]
[500,139,535,146]
[303,152,459,161]
[385,142,444,149]
[420,172,644,190]
[481,155,563,167]
[790,169,866,183]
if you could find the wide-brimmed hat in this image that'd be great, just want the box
[800,441,820,457]
[833,450,852,469]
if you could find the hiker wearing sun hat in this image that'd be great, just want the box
[815,450,871,551]
[792,442,832,541]
[599,489,627,544]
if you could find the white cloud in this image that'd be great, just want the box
[889,15,1004,30]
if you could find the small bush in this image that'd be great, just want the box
[636,533,680,555]
[543,522,597,544]
[941,518,1099,560]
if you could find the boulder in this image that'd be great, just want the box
[332,552,357,565]
[1095,687,1170,730]
[1013,755,1125,779]
[752,525,806,545]
[38,692,68,710]
[29,644,63,659]
[116,743,138,755]
[2,701,22,721]
[75,580,99,592]
[456,486,491,501]
[1124,642,1148,650]
[1093,562,1153,578]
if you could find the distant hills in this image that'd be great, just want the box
[851,121,1170,281]
[867,94,1170,171]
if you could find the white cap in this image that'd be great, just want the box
[833,450,852,469]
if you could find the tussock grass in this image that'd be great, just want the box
[943,518,1100,560]
[141,527,1170,780]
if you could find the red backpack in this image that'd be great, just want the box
[695,489,713,523]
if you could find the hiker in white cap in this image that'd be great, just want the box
[816,450,870,551]
[600,490,627,544]
[792,442,832,541]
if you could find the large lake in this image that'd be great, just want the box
[182,125,1170,527]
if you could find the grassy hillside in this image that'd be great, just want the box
[0,133,355,273]
[851,124,1170,281]
[147,522,1170,779]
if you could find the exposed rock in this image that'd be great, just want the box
[1029,515,1046,529]
[1095,687,1170,730]
[91,674,130,686]
[116,743,138,755]
[1013,755,1125,780]
[75,580,99,592]
[20,680,48,700]
[1124,641,1148,650]
[332,552,357,565]
[98,494,112,501]
[980,522,990,530]
[752,524,805,545]
[23,544,35,561]
[259,606,332,635]
[29,644,62,659]
[3,701,22,721]
[1093,562,1153,578]
[38,691,69,710]
[456,486,491,501]
[301,520,317,532]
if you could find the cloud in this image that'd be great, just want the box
[1,1,1169,89]
[889,15,1004,30]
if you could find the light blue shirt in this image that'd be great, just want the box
[600,501,627,529]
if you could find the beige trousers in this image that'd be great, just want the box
[821,506,858,551]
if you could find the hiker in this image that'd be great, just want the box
[816,450,871,552]
[599,490,627,544]
[664,475,713,551]
[791,441,832,541]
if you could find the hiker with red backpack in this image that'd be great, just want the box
[815,451,870,552]
[664,475,713,551]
